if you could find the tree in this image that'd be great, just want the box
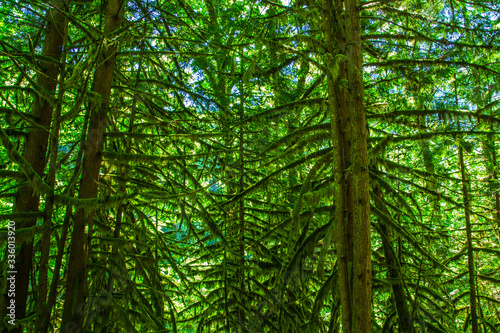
[61,0,125,330]
[1,0,500,332]
[0,1,67,331]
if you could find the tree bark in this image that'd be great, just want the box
[35,32,69,332]
[321,0,371,331]
[321,0,353,327]
[320,0,373,331]
[1,1,67,332]
[344,0,372,332]
[60,0,124,331]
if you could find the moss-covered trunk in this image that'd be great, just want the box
[1,1,67,331]
[320,0,371,331]
[60,0,124,330]
[344,1,372,331]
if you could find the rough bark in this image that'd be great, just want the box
[1,1,67,332]
[321,0,371,330]
[60,0,124,331]
[321,0,352,329]
[345,0,372,331]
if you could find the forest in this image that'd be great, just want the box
[0,0,500,332]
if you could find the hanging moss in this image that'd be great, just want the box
[0,125,52,195]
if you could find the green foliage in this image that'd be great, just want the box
[1,0,500,332]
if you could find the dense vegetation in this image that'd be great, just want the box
[1,0,500,332]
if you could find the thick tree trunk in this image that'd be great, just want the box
[345,0,372,331]
[327,72,353,333]
[60,0,124,331]
[1,1,67,332]
[321,0,371,331]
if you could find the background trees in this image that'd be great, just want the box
[1,0,500,332]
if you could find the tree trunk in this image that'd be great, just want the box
[345,0,372,332]
[458,145,479,333]
[60,0,124,330]
[1,1,67,331]
[321,0,371,331]
[35,34,69,332]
